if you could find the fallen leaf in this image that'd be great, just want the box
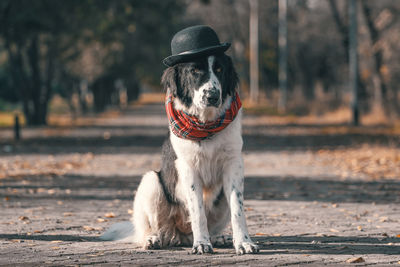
[97,218,107,223]
[50,240,62,243]
[357,226,363,231]
[19,216,29,221]
[51,246,60,250]
[396,234,400,238]
[334,246,349,250]
[47,189,56,195]
[33,230,42,233]
[104,212,115,218]
[255,233,268,236]
[346,257,365,263]
[272,233,282,237]
[330,228,339,233]
[4,196,9,201]
[83,226,95,231]
[127,209,133,215]
[379,216,389,222]
[63,212,74,217]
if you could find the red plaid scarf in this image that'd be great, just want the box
[165,92,242,141]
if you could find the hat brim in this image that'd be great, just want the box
[163,43,231,67]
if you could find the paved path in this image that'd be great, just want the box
[0,103,399,266]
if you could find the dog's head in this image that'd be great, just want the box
[162,54,238,122]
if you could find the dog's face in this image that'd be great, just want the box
[162,54,238,121]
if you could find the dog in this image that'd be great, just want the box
[101,25,259,255]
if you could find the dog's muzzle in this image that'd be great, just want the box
[203,88,220,107]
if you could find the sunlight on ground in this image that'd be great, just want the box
[0,93,399,128]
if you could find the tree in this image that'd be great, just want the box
[0,0,186,122]
[0,0,105,125]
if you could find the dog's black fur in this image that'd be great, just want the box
[161,54,238,108]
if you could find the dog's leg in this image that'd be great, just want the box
[176,160,213,254]
[132,171,162,249]
[223,156,259,255]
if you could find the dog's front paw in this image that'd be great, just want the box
[191,241,213,254]
[235,241,259,255]
[143,235,161,250]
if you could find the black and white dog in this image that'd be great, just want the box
[101,26,259,255]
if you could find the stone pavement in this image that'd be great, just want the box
[0,103,399,266]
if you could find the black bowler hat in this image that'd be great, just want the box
[163,25,231,67]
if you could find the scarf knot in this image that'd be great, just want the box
[165,92,242,141]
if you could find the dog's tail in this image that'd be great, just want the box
[99,221,134,241]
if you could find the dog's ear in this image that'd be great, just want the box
[161,66,179,96]
[224,55,239,96]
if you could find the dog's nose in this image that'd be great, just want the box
[206,89,220,106]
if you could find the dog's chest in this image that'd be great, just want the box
[171,113,242,187]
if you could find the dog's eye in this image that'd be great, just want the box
[191,68,201,74]
[215,67,222,73]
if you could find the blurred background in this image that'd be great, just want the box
[1,2,400,259]
[1,0,399,126]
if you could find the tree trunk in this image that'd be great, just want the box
[27,35,47,125]
[360,1,394,116]
[327,0,368,112]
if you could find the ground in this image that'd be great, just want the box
[0,101,399,266]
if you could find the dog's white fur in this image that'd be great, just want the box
[101,56,259,255]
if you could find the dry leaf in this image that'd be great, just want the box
[127,209,133,215]
[104,212,115,218]
[47,189,56,195]
[272,233,282,237]
[346,257,365,263]
[50,240,62,243]
[330,228,339,233]
[51,246,61,250]
[63,212,74,217]
[357,226,363,231]
[83,226,95,231]
[19,216,29,221]
[4,196,9,201]
[97,218,106,223]
[255,233,268,236]
[33,230,42,233]
[379,216,389,222]
[396,234,400,238]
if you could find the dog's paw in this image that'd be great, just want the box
[191,241,213,254]
[143,235,161,250]
[235,241,259,255]
[211,235,233,248]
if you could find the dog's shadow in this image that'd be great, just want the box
[1,233,398,256]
